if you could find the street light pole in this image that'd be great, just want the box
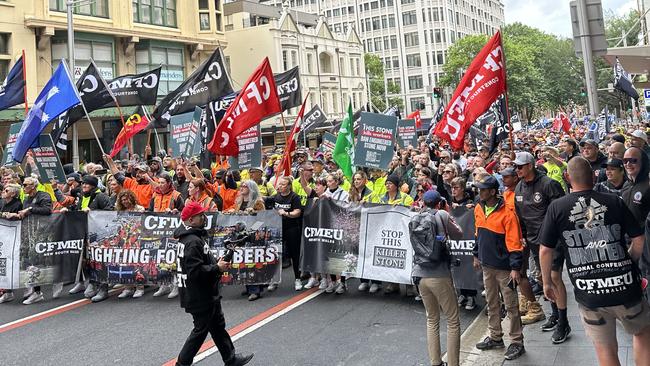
[577,0,600,117]
[67,0,79,170]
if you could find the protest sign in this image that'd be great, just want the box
[31,135,66,182]
[0,212,86,289]
[354,112,397,170]
[2,122,22,166]
[396,119,417,148]
[321,132,337,152]
[228,124,262,170]
[169,107,201,158]
[302,104,327,134]
[449,207,480,290]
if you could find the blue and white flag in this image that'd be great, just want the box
[12,61,80,163]
[614,58,639,100]
[0,56,25,111]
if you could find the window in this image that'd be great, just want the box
[52,38,115,80]
[391,56,399,68]
[402,11,417,26]
[406,53,421,67]
[383,36,389,50]
[404,32,419,47]
[410,97,425,112]
[306,53,314,73]
[372,16,380,30]
[282,50,289,70]
[436,51,444,65]
[339,57,346,76]
[291,50,298,69]
[199,0,210,30]
[374,38,382,51]
[319,52,333,73]
[381,15,388,29]
[408,76,423,90]
[434,29,445,43]
[388,14,396,27]
[322,93,329,113]
[390,35,397,49]
[136,43,183,97]
[133,0,177,27]
[50,0,109,17]
[333,8,340,16]
[0,33,8,82]
[401,0,414,4]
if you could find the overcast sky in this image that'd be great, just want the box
[503,0,639,38]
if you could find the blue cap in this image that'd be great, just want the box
[423,190,442,205]
[474,175,499,189]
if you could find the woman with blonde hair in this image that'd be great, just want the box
[230,180,265,214]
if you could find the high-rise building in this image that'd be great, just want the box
[263,0,504,116]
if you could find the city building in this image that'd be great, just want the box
[265,0,504,117]
[223,0,368,146]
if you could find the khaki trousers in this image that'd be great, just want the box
[483,266,523,344]
[418,277,461,366]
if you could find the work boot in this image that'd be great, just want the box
[68,282,85,294]
[91,284,109,303]
[521,301,546,325]
[225,353,254,366]
[518,295,529,315]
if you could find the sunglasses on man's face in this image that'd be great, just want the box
[623,158,639,165]
[515,164,528,170]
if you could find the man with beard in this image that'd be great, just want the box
[148,156,164,178]
[105,155,156,208]
[174,161,190,200]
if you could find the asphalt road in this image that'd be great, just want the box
[0,269,482,366]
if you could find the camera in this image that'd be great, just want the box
[221,221,264,262]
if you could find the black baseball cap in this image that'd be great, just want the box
[474,175,499,189]
[602,158,624,169]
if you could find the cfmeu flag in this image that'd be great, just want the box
[434,31,507,150]
[13,61,80,163]
[614,58,639,100]
[208,57,281,156]
[0,56,25,111]
[109,106,150,158]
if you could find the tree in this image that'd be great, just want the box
[605,9,641,47]
[364,53,403,112]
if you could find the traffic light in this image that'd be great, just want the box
[433,87,442,99]
[580,88,586,97]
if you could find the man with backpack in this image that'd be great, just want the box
[410,190,463,366]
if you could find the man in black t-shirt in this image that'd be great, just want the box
[540,157,650,366]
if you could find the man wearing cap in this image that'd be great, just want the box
[148,156,164,178]
[173,202,253,366]
[630,129,650,158]
[73,175,112,212]
[580,139,607,184]
[594,158,627,197]
[310,158,327,181]
[473,175,525,361]
[541,146,568,192]
[291,149,308,178]
[210,169,237,211]
[249,166,275,198]
[514,151,568,338]
[105,155,155,208]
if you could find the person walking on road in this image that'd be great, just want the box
[539,157,650,366]
[473,175,526,361]
[173,202,253,366]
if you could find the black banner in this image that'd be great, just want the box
[274,66,302,111]
[153,48,234,127]
[105,67,161,107]
[302,104,327,134]
[486,95,509,154]
[449,207,479,290]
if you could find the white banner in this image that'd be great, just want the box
[0,221,22,289]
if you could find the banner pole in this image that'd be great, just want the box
[498,30,515,150]
[22,50,28,115]
[153,128,163,154]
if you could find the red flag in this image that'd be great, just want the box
[109,107,149,158]
[558,112,571,133]
[208,58,281,156]
[277,94,310,177]
[407,110,422,129]
[434,31,507,150]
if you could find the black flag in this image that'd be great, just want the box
[152,48,233,128]
[0,56,25,111]
[614,58,639,100]
[302,104,327,134]
[487,95,509,154]
[274,66,302,111]
[104,67,161,107]
[201,92,238,168]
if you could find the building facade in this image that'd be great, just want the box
[223,0,367,146]
[0,0,227,163]
[266,0,504,117]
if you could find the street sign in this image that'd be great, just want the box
[644,89,650,107]
[569,0,607,57]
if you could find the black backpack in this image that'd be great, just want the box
[409,209,449,265]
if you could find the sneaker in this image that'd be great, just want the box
[518,295,529,315]
[132,288,145,298]
[225,353,254,366]
[248,293,260,301]
[68,282,85,294]
[52,283,64,299]
[84,283,97,299]
[118,288,134,299]
[22,287,34,300]
[476,336,505,350]
[267,283,278,292]
[167,284,179,299]
[504,343,525,360]
[358,282,369,292]
[465,296,476,310]
[335,281,347,294]
[153,284,171,297]
[22,291,44,305]
[325,281,336,293]
[551,324,571,344]
[521,301,546,325]
[481,289,486,297]
[457,294,467,306]
[112,284,124,289]
[532,282,544,296]
[0,292,14,303]
[319,278,329,290]
[369,283,380,293]
[294,279,303,291]
[304,277,320,289]
[541,315,558,332]
[91,286,109,303]
[414,295,422,301]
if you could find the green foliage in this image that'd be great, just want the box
[364,53,403,111]
[605,9,641,47]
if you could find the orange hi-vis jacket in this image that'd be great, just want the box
[473,198,523,271]
[207,182,236,211]
[123,176,153,208]
[150,190,183,212]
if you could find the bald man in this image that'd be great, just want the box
[607,142,625,160]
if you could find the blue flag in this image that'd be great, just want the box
[13,61,80,163]
[0,56,25,111]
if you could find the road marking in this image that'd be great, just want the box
[162,288,323,366]
[0,289,119,334]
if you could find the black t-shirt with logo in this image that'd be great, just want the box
[539,190,644,308]
[270,192,303,229]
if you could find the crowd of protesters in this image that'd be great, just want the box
[0,119,649,365]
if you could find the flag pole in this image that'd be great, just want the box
[498,30,515,150]
[62,59,106,157]
[90,59,129,155]
[21,50,28,115]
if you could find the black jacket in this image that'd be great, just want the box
[588,152,608,184]
[622,150,650,227]
[0,197,22,214]
[75,189,113,211]
[173,224,221,314]
[23,191,52,215]
[514,169,564,244]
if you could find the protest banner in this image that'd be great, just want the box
[0,212,86,289]
[354,112,397,170]
[321,132,337,153]
[228,124,262,170]
[86,211,282,286]
[300,198,361,277]
[449,206,480,290]
[169,107,201,158]
[396,119,417,148]
[356,204,415,284]
[2,122,22,166]
[31,135,66,182]
[302,104,327,134]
